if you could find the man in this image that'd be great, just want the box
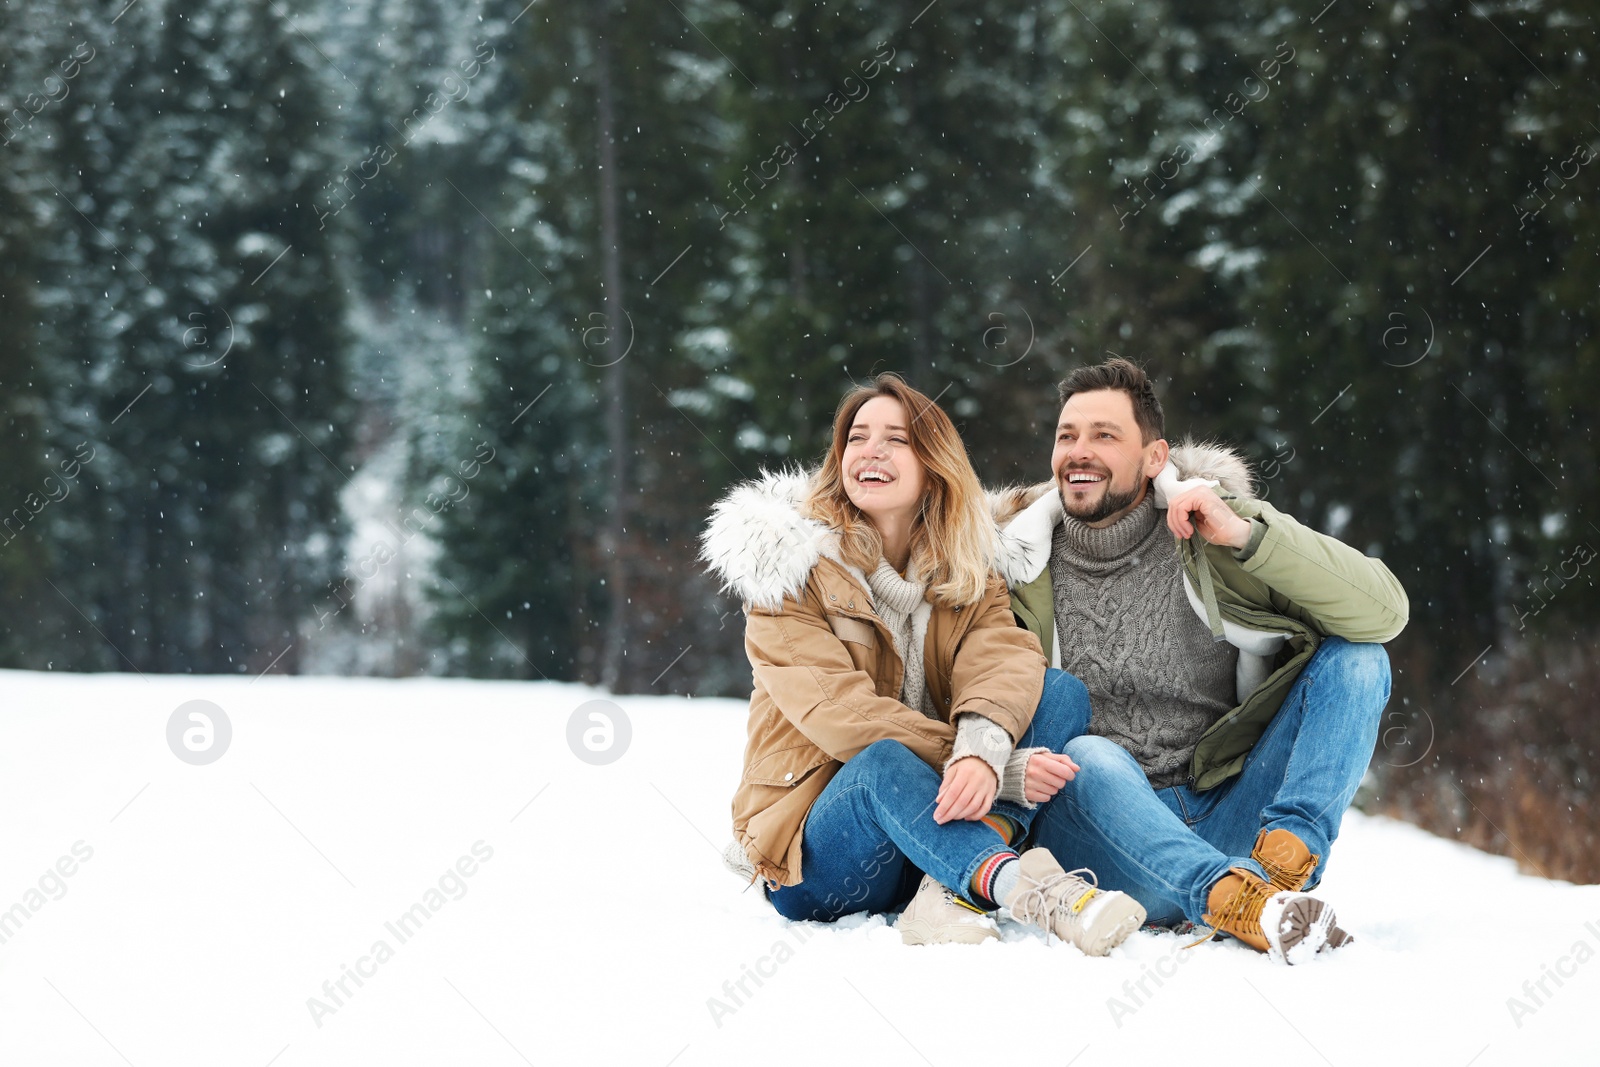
[991,358,1407,962]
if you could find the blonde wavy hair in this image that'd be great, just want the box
[804,374,997,607]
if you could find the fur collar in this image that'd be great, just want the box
[990,439,1256,585]
[699,468,836,611]
[1166,439,1256,499]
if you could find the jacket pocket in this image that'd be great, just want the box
[745,742,834,787]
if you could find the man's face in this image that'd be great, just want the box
[1051,389,1166,527]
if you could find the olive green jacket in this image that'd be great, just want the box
[993,441,1409,790]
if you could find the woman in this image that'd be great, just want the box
[701,374,1144,952]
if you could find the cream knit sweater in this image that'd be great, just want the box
[865,560,1044,806]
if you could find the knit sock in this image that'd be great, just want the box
[971,851,1020,910]
[990,857,1023,906]
[981,813,1022,847]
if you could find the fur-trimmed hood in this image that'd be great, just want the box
[699,467,833,612]
[990,440,1255,587]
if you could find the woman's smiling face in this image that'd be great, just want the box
[841,396,926,525]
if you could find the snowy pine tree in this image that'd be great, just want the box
[21,0,353,673]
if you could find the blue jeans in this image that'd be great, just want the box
[768,669,1092,922]
[1029,637,1391,925]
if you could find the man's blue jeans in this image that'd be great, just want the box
[1029,637,1391,926]
[768,669,1090,922]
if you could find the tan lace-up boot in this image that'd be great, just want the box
[1250,829,1353,948]
[1198,867,1349,963]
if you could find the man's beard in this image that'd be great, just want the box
[1059,476,1144,525]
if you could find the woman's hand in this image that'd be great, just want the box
[934,757,998,824]
[1023,751,1080,803]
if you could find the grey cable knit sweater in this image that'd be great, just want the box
[1049,496,1239,789]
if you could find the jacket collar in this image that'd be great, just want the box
[992,440,1257,586]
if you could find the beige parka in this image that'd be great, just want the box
[702,471,1046,888]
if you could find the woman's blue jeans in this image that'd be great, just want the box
[767,669,1090,922]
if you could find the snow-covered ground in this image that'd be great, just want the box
[1,671,1596,1066]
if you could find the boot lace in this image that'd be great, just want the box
[1186,872,1275,949]
[1012,867,1100,943]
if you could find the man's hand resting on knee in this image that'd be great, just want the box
[1023,751,1079,803]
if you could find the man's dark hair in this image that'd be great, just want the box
[1057,358,1165,444]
